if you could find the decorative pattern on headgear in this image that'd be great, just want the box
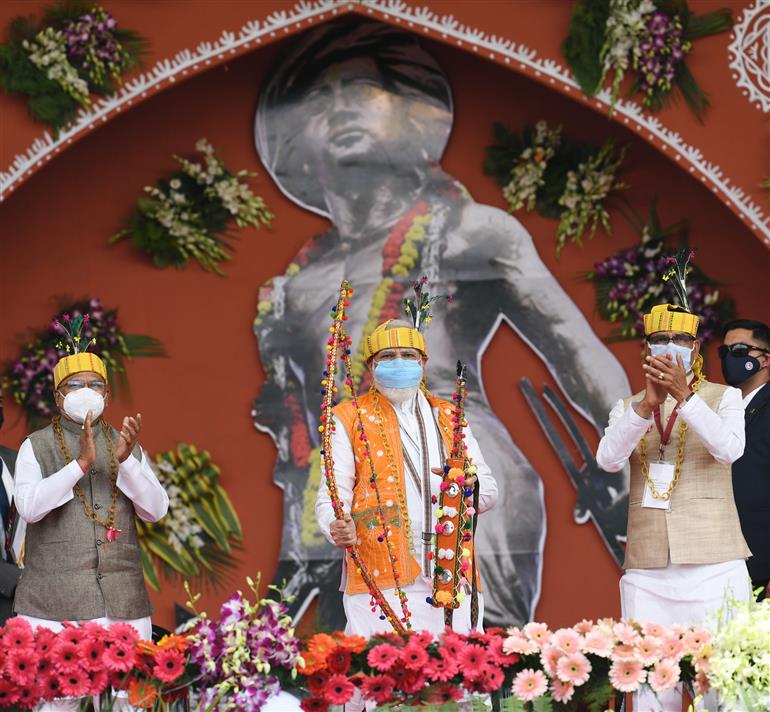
[52,313,108,388]
[362,277,452,361]
[643,247,700,337]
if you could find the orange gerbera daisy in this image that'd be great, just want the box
[306,633,337,663]
[333,632,367,654]
[128,678,158,709]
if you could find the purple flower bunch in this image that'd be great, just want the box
[62,7,128,85]
[590,236,730,345]
[4,298,125,421]
[188,589,303,711]
[633,11,691,106]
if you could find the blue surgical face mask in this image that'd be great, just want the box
[649,343,694,372]
[373,359,424,389]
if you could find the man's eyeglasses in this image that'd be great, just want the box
[718,343,770,359]
[374,349,422,363]
[59,380,107,393]
[646,334,695,346]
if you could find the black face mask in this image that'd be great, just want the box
[721,351,764,387]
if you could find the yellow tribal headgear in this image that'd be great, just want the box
[643,304,699,337]
[51,312,108,389]
[53,353,108,389]
[363,320,427,361]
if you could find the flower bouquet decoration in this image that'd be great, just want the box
[586,202,734,344]
[185,574,305,710]
[707,597,770,711]
[138,443,243,591]
[562,0,733,121]
[111,139,274,275]
[0,616,193,711]
[2,297,164,427]
[484,121,627,255]
[0,2,146,133]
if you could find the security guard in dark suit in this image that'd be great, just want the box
[722,319,770,601]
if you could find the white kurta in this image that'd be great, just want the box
[315,390,498,637]
[597,387,750,711]
[13,437,168,634]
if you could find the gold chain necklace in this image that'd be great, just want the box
[52,415,123,540]
[638,376,704,500]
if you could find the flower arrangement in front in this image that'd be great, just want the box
[561,0,733,120]
[707,597,770,711]
[111,139,274,275]
[586,203,734,344]
[294,618,712,711]
[184,574,305,710]
[0,616,192,710]
[137,443,243,591]
[484,121,627,255]
[2,297,164,427]
[0,2,146,133]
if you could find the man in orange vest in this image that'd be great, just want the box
[315,318,498,637]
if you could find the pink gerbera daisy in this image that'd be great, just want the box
[479,664,504,692]
[502,633,538,655]
[609,658,646,692]
[103,641,136,672]
[153,649,185,683]
[4,618,34,649]
[512,668,548,702]
[523,622,552,646]
[539,644,563,676]
[409,630,434,647]
[107,622,139,646]
[613,622,640,646]
[634,635,662,666]
[555,652,592,686]
[51,641,80,674]
[459,644,488,681]
[323,674,355,705]
[367,643,400,671]
[683,628,712,655]
[58,625,84,647]
[551,677,575,703]
[424,654,457,682]
[551,628,582,654]
[59,668,89,698]
[640,621,666,638]
[4,647,39,685]
[692,647,711,674]
[574,619,595,634]
[582,629,614,658]
[401,642,429,671]
[649,659,680,693]
[80,637,106,672]
[35,628,56,657]
[361,674,395,705]
[86,668,109,697]
[694,669,710,696]
[660,635,685,661]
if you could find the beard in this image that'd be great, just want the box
[375,381,419,405]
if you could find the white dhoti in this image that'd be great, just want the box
[620,559,751,712]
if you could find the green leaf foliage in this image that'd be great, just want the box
[561,0,610,96]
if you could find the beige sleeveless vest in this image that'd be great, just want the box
[623,381,750,569]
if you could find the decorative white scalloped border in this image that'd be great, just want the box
[1,0,768,247]
[728,0,770,113]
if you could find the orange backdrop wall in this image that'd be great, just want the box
[1,1,769,631]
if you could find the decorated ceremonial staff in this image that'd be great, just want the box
[315,278,498,644]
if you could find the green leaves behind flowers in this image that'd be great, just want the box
[561,0,610,96]
[0,2,146,134]
[484,121,628,256]
[111,139,274,275]
[139,443,242,590]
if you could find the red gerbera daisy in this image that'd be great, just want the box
[400,642,429,671]
[306,670,329,696]
[87,668,110,696]
[35,628,56,656]
[51,640,81,674]
[153,649,185,683]
[59,667,89,698]
[486,636,520,667]
[408,630,434,647]
[13,684,39,710]
[103,641,136,672]
[58,625,84,647]
[327,646,351,675]
[80,637,106,672]
[479,664,505,692]
[323,673,355,705]
[400,669,425,694]
[388,662,410,688]
[361,674,395,705]
[109,669,130,692]
[299,697,329,712]
[425,653,457,682]
[426,681,463,704]
[441,631,466,658]
[80,621,108,640]
[367,643,400,672]
[4,647,40,685]
[107,622,139,646]
[458,644,488,681]
[37,671,63,701]
[4,618,34,649]
[0,678,19,706]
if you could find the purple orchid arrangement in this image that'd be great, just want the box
[186,576,304,710]
[587,204,733,345]
[2,297,163,425]
[62,7,129,86]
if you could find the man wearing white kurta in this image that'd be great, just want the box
[597,303,751,712]
[315,319,498,639]
[12,346,168,712]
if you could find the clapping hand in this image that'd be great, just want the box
[77,411,96,473]
[115,413,142,463]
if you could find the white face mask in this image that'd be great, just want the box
[61,388,105,424]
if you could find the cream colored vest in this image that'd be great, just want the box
[623,381,750,569]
